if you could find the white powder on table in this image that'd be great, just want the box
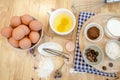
[106,41,120,59]
[37,57,54,78]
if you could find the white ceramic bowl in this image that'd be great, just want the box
[105,40,120,60]
[105,18,120,39]
[49,8,76,35]
[82,44,104,65]
[84,23,104,42]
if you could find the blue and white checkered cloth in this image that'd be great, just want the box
[74,12,116,77]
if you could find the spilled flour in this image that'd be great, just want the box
[37,57,54,78]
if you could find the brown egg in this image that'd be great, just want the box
[12,25,26,40]
[20,25,30,35]
[8,37,19,48]
[29,20,42,31]
[10,16,21,27]
[1,26,13,38]
[29,31,40,43]
[21,14,33,25]
[19,37,31,49]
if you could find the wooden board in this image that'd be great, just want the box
[79,13,120,73]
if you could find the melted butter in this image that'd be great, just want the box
[53,13,73,32]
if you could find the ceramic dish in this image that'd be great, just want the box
[38,42,63,56]
[84,23,104,42]
[105,39,120,60]
[82,44,104,65]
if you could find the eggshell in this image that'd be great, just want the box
[29,31,40,43]
[8,37,19,48]
[19,37,31,49]
[12,25,26,40]
[10,16,21,27]
[20,25,30,35]
[21,14,33,25]
[1,26,13,38]
[29,20,42,31]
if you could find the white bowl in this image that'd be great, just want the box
[38,42,63,56]
[83,44,104,65]
[105,40,120,60]
[105,18,120,39]
[84,23,104,42]
[49,8,76,35]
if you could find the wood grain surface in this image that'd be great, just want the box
[0,0,120,80]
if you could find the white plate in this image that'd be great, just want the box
[38,42,63,56]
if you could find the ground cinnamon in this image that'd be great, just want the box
[87,27,100,40]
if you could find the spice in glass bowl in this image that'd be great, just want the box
[87,27,100,40]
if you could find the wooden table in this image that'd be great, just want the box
[0,0,120,80]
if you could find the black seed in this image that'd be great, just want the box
[109,63,113,67]
[34,66,37,70]
[102,66,107,70]
[33,54,36,57]
[31,78,34,80]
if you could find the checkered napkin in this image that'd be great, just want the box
[74,12,116,77]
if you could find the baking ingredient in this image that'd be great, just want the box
[21,14,33,25]
[20,25,30,35]
[87,27,100,40]
[108,63,113,67]
[53,13,73,32]
[1,27,13,38]
[19,37,31,49]
[107,19,120,37]
[29,20,42,31]
[102,66,107,70]
[8,37,19,48]
[12,25,26,40]
[85,48,99,62]
[2,14,43,50]
[37,57,54,78]
[29,31,40,43]
[10,16,21,27]
[65,41,75,52]
[106,41,120,59]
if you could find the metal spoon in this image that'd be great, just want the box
[54,62,65,78]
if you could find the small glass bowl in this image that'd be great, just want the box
[84,23,104,42]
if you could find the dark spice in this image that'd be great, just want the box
[34,66,37,70]
[109,63,113,67]
[87,27,100,40]
[85,48,99,62]
[102,66,107,70]
[33,54,36,57]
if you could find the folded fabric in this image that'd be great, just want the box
[74,12,116,77]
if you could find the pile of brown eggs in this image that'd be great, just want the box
[1,14,43,50]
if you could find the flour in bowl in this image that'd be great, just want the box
[106,41,120,60]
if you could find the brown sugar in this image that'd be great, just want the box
[87,27,100,40]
